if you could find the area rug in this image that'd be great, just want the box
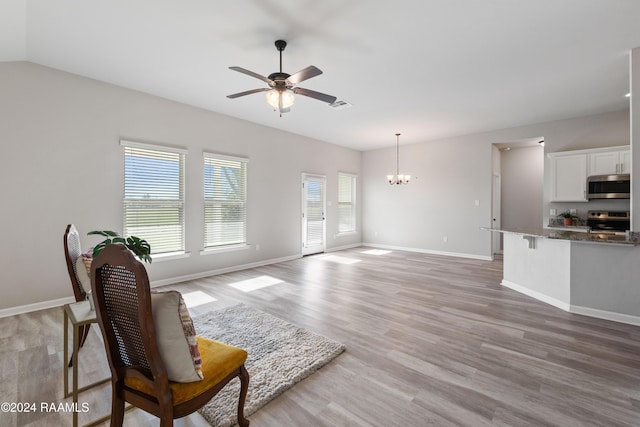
[192,303,345,427]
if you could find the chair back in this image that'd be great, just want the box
[91,244,165,381]
[64,224,87,301]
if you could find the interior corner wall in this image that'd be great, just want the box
[361,109,629,259]
[0,61,361,311]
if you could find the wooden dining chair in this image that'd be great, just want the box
[91,244,250,427]
[63,224,91,365]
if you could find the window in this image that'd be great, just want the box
[121,140,186,255]
[338,173,357,233]
[203,153,248,249]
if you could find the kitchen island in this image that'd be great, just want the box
[484,227,640,326]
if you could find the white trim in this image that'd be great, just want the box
[152,251,191,262]
[199,244,251,256]
[569,305,640,327]
[335,231,358,238]
[150,254,301,287]
[0,296,75,319]
[326,243,362,252]
[1,254,301,316]
[501,279,640,326]
[500,279,571,311]
[203,151,250,163]
[362,242,493,261]
[120,139,188,154]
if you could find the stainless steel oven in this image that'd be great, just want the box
[587,211,630,234]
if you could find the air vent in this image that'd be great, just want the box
[329,100,352,110]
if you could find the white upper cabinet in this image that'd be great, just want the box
[549,153,588,202]
[588,148,631,175]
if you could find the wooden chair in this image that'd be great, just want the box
[90,244,250,427]
[63,224,91,363]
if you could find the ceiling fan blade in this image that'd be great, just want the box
[227,88,271,99]
[293,87,337,104]
[229,66,273,85]
[286,66,323,85]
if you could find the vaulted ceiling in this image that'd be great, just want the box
[2,0,640,150]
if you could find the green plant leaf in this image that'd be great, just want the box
[88,230,120,237]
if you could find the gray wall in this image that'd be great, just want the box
[362,109,629,259]
[0,62,361,311]
[501,146,544,230]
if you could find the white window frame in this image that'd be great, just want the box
[202,152,249,251]
[338,172,357,234]
[121,140,187,258]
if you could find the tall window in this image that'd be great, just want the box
[338,172,357,233]
[203,153,248,249]
[121,140,186,255]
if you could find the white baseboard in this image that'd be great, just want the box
[326,243,362,253]
[1,254,303,318]
[362,242,492,261]
[569,305,640,327]
[501,279,640,326]
[150,254,302,288]
[501,280,571,311]
[0,296,75,319]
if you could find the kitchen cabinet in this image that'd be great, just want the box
[549,153,588,202]
[588,149,631,175]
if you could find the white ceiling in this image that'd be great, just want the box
[2,0,640,151]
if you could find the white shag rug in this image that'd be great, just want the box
[192,303,345,427]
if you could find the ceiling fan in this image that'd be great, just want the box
[227,40,337,115]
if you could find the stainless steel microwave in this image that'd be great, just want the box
[587,174,631,199]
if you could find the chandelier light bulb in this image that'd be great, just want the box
[387,133,410,185]
[266,89,295,110]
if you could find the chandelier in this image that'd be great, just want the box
[387,133,410,185]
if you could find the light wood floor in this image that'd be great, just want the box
[2,247,640,426]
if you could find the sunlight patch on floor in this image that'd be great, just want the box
[361,249,392,255]
[228,275,284,292]
[182,290,217,308]
[319,254,361,265]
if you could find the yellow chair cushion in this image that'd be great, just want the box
[124,336,248,405]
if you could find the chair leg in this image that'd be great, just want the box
[111,385,125,427]
[237,365,250,427]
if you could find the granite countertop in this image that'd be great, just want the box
[481,227,639,246]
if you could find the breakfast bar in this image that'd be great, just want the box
[483,227,640,325]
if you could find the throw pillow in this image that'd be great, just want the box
[150,291,204,383]
[75,257,92,295]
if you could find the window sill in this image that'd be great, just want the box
[152,251,191,262]
[200,244,251,256]
[336,231,358,237]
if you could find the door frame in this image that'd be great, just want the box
[492,172,502,257]
[301,173,326,256]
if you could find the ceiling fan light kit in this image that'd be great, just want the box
[387,133,410,185]
[227,40,337,116]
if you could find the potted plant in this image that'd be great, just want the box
[88,230,152,263]
[557,211,576,227]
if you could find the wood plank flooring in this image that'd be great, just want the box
[2,247,640,426]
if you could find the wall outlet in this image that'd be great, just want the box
[255,244,261,251]
[443,236,448,243]
[374,231,378,237]
[569,208,576,215]
[550,208,557,216]
[474,199,480,207]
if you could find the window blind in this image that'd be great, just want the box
[122,141,186,255]
[338,173,356,233]
[203,153,248,249]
